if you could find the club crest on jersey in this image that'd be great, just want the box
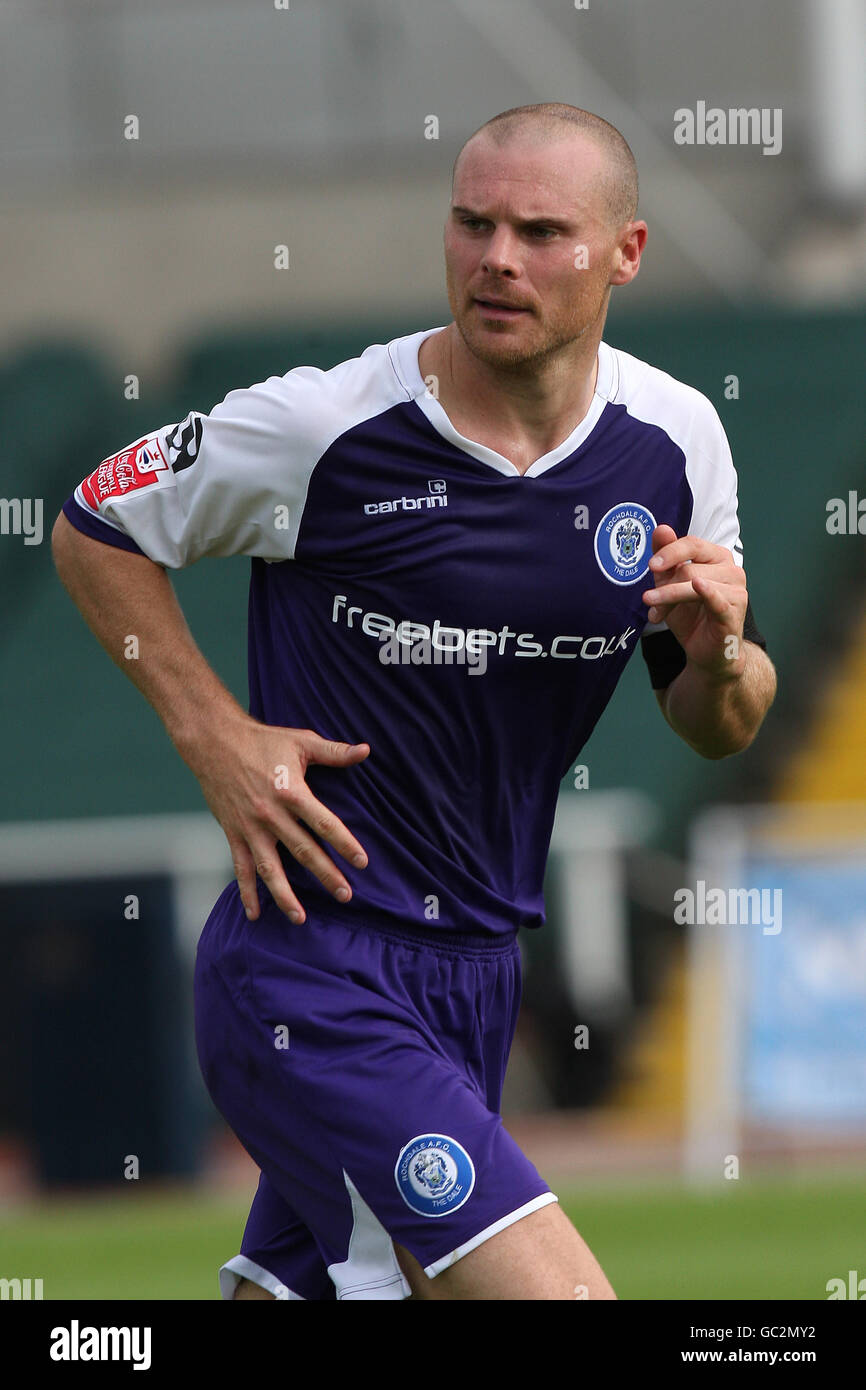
[594,502,656,585]
[394,1134,475,1218]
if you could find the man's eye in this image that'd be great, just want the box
[460,218,485,229]
[530,227,555,238]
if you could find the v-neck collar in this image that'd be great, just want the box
[389,324,619,478]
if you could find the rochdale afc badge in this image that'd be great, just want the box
[594,502,657,585]
[394,1134,475,1218]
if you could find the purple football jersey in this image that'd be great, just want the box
[64,326,748,935]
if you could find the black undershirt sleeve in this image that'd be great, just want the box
[640,599,768,691]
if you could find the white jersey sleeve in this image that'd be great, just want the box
[685,396,744,566]
[69,346,408,569]
[72,375,320,568]
[641,388,744,638]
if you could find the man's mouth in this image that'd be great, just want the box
[473,298,529,318]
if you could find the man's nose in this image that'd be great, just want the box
[480,227,520,276]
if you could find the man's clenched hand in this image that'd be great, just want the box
[643,524,748,679]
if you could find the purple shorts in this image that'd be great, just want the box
[194,879,556,1300]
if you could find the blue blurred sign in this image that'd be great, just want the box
[742,854,866,1126]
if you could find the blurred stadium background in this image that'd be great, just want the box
[1,0,865,1300]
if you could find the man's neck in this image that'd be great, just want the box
[418,323,602,475]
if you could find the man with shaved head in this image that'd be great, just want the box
[54,103,776,1301]
[455,103,639,225]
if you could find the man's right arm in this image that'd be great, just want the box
[51,512,370,923]
[52,510,245,762]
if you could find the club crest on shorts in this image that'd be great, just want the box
[594,502,656,585]
[394,1134,475,1218]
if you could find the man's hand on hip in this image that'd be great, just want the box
[187,716,370,924]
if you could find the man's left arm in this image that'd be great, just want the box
[643,524,777,759]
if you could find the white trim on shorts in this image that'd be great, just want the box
[219,1187,559,1299]
[327,1172,412,1300]
[424,1190,560,1279]
[219,1254,305,1301]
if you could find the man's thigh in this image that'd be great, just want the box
[234,1277,275,1300]
[395,1201,616,1301]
